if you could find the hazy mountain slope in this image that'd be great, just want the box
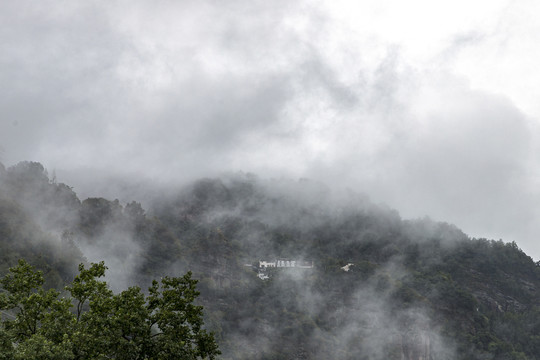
[1,162,540,359]
[151,175,540,359]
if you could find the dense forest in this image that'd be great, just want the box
[1,161,540,359]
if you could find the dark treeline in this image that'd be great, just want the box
[1,161,540,359]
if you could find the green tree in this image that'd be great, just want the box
[0,259,220,359]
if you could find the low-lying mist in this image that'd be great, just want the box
[1,161,539,359]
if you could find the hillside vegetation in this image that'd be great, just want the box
[1,161,540,359]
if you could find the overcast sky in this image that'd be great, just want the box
[2,1,540,258]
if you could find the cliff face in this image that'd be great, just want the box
[399,332,431,360]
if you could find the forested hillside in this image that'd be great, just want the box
[1,161,540,359]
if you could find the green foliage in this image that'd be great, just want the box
[0,260,219,359]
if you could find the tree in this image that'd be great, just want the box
[0,259,220,359]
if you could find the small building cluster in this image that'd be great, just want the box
[259,260,314,268]
[256,259,314,280]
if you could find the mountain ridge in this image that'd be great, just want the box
[1,161,539,359]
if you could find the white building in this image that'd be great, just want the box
[259,260,276,268]
[258,272,270,280]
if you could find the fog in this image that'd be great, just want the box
[0,160,532,358]
[2,0,540,258]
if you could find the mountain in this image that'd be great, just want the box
[1,161,540,359]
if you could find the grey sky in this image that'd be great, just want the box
[2,1,540,258]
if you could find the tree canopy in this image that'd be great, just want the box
[0,259,219,360]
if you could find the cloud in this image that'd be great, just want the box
[2,0,540,257]
[377,77,536,247]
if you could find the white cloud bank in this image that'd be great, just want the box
[2,0,540,257]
